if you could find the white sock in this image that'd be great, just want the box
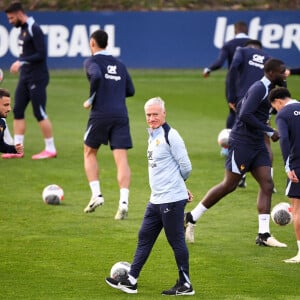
[45,137,56,153]
[297,240,300,253]
[14,134,24,145]
[271,167,274,179]
[89,180,101,198]
[258,214,270,234]
[191,202,208,222]
[128,274,137,285]
[120,188,129,205]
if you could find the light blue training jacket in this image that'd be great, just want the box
[147,123,192,204]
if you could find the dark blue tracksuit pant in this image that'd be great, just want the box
[129,199,191,285]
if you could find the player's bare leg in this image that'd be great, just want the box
[251,166,287,247]
[84,145,104,213]
[185,170,241,243]
[284,198,300,263]
[113,149,131,220]
[32,119,57,159]
[201,170,241,209]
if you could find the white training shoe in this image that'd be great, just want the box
[256,233,287,247]
[185,223,195,243]
[283,253,300,263]
[114,202,128,220]
[264,236,287,248]
[84,195,104,213]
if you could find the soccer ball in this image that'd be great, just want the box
[110,261,131,281]
[217,128,231,148]
[42,184,64,205]
[271,202,293,226]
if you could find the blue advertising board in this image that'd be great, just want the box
[0,11,299,69]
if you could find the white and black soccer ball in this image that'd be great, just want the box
[42,184,64,205]
[217,128,231,148]
[110,261,131,281]
[271,202,293,226]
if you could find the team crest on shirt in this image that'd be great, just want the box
[22,31,27,38]
[0,126,3,133]
[240,164,245,171]
[156,139,160,146]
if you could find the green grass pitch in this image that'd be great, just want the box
[1,69,299,299]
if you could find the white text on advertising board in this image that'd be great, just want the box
[214,17,300,50]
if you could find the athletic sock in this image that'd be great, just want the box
[89,180,101,198]
[45,137,56,153]
[191,202,208,222]
[120,188,129,205]
[128,274,137,285]
[14,134,24,145]
[258,214,270,234]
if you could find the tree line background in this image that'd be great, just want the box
[0,0,299,11]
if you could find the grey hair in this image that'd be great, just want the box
[144,96,165,111]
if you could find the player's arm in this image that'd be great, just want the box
[276,116,291,171]
[227,48,243,104]
[125,69,135,97]
[0,138,18,154]
[203,46,228,77]
[83,59,102,108]
[276,117,299,182]
[168,130,192,181]
[239,86,275,133]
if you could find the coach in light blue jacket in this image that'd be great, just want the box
[106,97,195,296]
[147,116,192,204]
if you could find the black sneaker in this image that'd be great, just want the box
[105,276,137,294]
[238,174,247,188]
[162,280,195,296]
[184,212,196,228]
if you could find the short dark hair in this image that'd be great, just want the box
[268,87,291,103]
[244,39,262,49]
[5,1,24,13]
[0,88,10,99]
[264,58,285,73]
[90,30,108,49]
[234,21,248,34]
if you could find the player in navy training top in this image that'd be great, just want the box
[83,30,135,220]
[185,59,288,248]
[203,21,250,131]
[269,87,300,263]
[3,1,57,160]
[227,40,271,115]
[227,40,273,188]
[0,88,23,155]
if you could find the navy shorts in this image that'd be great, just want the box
[225,141,271,175]
[13,76,49,121]
[84,116,133,150]
[285,168,300,199]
